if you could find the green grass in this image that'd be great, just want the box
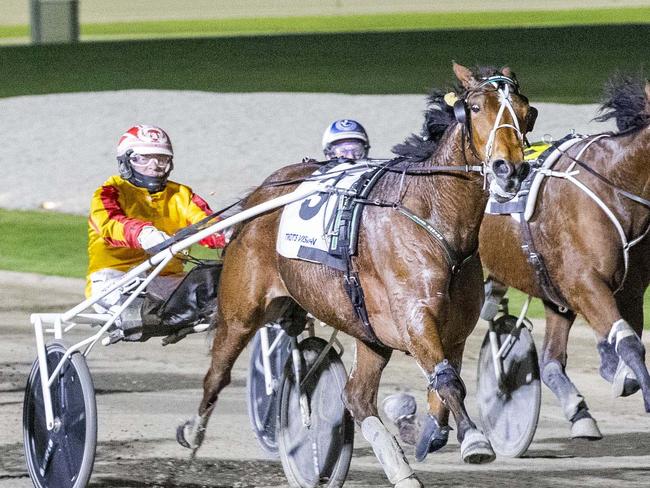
[0,209,221,279]
[0,24,648,103]
[80,7,650,38]
[0,25,27,38]
[2,209,649,323]
[1,7,648,40]
[0,209,87,278]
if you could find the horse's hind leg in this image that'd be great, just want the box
[606,269,646,396]
[176,245,274,453]
[577,279,650,412]
[540,303,602,439]
[176,311,261,453]
[343,340,422,488]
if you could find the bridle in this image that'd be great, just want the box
[481,79,525,162]
[454,75,532,186]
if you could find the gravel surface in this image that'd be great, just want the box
[1,90,614,215]
[2,270,650,487]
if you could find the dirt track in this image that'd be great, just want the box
[2,270,650,487]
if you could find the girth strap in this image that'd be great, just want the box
[519,217,570,310]
[396,205,477,274]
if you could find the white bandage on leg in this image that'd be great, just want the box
[608,319,637,351]
[361,416,414,484]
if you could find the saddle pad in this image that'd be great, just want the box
[277,161,374,270]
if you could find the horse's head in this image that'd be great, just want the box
[452,62,536,202]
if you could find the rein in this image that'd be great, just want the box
[260,158,484,189]
[153,157,486,253]
[558,149,650,210]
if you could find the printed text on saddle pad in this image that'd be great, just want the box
[277,161,374,271]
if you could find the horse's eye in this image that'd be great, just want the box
[470,104,480,113]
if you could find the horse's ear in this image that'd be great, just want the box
[453,62,476,89]
[501,66,517,82]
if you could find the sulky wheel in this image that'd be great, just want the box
[246,327,292,456]
[276,337,354,488]
[477,315,541,458]
[23,340,97,488]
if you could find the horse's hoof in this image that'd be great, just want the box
[176,419,193,449]
[415,414,449,462]
[460,429,495,464]
[570,416,603,440]
[395,475,423,488]
[612,362,640,398]
[176,416,206,451]
[622,378,641,397]
[382,393,417,423]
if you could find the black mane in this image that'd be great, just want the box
[391,89,456,162]
[595,74,649,133]
[392,66,508,162]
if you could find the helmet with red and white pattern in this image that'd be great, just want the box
[117,125,173,157]
[116,125,174,193]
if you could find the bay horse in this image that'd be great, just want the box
[478,75,650,439]
[177,63,534,487]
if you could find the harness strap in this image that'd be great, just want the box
[395,205,476,274]
[336,160,407,346]
[533,133,650,295]
[571,159,650,210]
[519,216,570,310]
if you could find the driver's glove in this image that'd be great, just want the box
[137,226,170,253]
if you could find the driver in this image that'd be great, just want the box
[86,125,227,338]
[321,119,370,160]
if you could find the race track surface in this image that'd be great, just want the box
[2,270,650,487]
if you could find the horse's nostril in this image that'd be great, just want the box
[518,162,531,180]
[492,159,513,179]
[505,179,521,193]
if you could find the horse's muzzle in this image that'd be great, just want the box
[489,160,530,201]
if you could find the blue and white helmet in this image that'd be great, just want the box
[322,119,370,160]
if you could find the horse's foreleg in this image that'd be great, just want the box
[177,316,259,453]
[404,296,494,465]
[344,340,422,488]
[540,303,602,439]
[577,280,650,411]
[430,343,495,464]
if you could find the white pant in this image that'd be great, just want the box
[90,269,184,314]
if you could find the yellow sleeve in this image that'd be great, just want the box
[88,184,152,248]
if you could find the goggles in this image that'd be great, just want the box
[130,153,173,176]
[329,140,367,160]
